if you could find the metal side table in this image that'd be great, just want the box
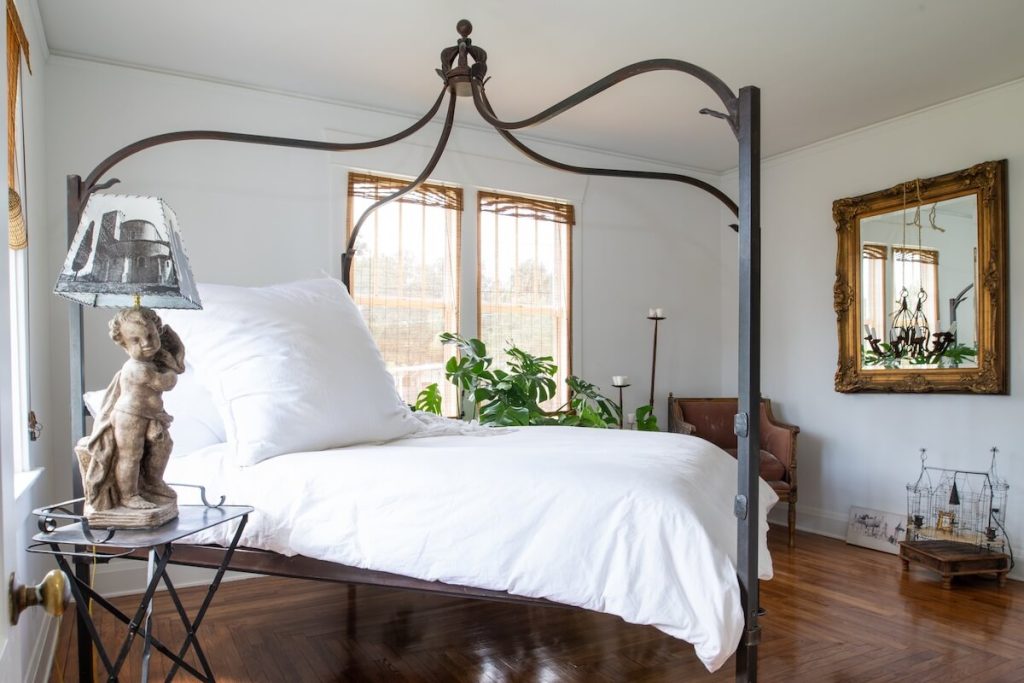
[30,491,252,683]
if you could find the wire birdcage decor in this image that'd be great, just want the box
[906,447,1010,553]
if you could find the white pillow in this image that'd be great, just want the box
[159,278,418,465]
[83,363,225,457]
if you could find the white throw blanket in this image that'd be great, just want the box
[168,426,776,671]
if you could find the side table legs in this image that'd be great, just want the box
[51,513,248,682]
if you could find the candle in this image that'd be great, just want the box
[612,375,628,386]
[648,308,656,317]
[627,413,636,426]
[654,307,664,318]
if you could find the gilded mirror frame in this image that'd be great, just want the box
[833,160,1007,393]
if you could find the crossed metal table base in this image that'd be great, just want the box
[31,499,252,682]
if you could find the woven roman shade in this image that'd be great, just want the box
[478,191,575,226]
[7,0,30,249]
[348,172,463,210]
[862,243,887,260]
[894,246,938,265]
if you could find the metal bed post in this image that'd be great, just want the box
[65,173,94,683]
[734,85,762,683]
[60,21,764,681]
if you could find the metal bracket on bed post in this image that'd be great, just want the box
[735,85,762,683]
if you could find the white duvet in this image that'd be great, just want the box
[166,426,777,671]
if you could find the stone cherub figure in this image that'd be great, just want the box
[76,307,185,528]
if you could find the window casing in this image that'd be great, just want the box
[347,175,575,415]
[347,172,462,415]
[477,191,573,409]
[8,38,30,471]
[861,243,887,343]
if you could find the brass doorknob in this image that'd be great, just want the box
[8,570,70,625]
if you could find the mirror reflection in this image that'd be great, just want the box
[859,194,978,370]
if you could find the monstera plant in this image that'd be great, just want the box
[415,333,659,431]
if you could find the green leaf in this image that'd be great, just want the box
[413,383,443,415]
[635,404,660,431]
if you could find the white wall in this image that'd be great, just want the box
[720,78,1024,577]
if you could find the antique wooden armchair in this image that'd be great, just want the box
[667,395,799,547]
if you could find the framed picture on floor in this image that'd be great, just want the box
[846,506,906,554]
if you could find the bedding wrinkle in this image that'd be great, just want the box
[165,426,774,672]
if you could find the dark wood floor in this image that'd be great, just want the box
[50,530,1024,682]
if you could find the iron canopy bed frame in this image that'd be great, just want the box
[64,20,763,681]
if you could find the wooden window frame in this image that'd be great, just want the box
[346,171,464,414]
[476,190,575,398]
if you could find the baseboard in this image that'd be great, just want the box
[768,503,849,541]
[93,559,255,598]
[25,614,60,683]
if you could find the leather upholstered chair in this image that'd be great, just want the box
[667,395,799,547]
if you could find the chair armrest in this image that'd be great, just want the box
[760,401,798,474]
[671,420,697,436]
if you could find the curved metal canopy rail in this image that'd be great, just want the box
[66,19,762,683]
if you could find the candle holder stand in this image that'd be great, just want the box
[647,315,666,408]
[611,382,631,429]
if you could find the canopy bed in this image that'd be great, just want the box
[62,21,765,681]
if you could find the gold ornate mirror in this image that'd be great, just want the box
[833,160,1007,393]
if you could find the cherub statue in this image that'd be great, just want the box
[76,307,185,528]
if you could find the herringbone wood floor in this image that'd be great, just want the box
[50,530,1024,682]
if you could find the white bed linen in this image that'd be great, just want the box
[167,426,777,671]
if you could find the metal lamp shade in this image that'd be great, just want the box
[54,193,201,309]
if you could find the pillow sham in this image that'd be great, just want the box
[159,278,418,465]
[83,363,225,457]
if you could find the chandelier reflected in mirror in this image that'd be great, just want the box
[861,180,962,367]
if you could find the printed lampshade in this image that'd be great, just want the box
[54,194,201,309]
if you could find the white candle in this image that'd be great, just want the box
[612,375,627,386]
[648,308,656,317]
[627,413,636,426]
[654,307,664,318]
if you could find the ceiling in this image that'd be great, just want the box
[37,0,1024,173]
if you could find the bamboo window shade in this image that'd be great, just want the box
[477,191,573,408]
[7,0,30,249]
[862,243,887,260]
[346,172,463,415]
[894,246,939,265]
[348,172,463,210]
[478,192,575,226]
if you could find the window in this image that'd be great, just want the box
[478,192,573,408]
[894,247,940,333]
[347,172,462,415]
[861,243,887,343]
[346,175,575,415]
[8,2,32,471]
